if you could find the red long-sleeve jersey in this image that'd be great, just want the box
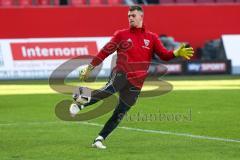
[91,26,175,89]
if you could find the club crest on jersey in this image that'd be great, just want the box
[142,39,150,49]
[144,39,150,47]
[127,38,132,43]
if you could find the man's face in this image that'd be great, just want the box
[128,10,143,28]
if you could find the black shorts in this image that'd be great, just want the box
[91,71,141,107]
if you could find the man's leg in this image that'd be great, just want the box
[83,71,129,107]
[98,99,131,139]
[78,82,117,107]
[92,83,140,149]
[70,71,128,115]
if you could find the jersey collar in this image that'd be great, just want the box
[130,24,146,33]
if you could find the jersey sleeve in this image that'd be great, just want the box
[152,33,175,61]
[90,30,120,67]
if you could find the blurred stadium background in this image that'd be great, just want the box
[0,1,240,160]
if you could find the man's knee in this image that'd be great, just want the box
[119,86,140,107]
[117,112,125,122]
[113,103,131,122]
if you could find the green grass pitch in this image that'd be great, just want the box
[0,75,240,160]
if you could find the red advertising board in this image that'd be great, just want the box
[11,41,98,60]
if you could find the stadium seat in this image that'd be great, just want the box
[37,0,51,5]
[53,0,59,5]
[159,0,175,4]
[19,0,32,6]
[176,0,195,3]
[107,0,122,5]
[0,0,14,6]
[196,0,215,3]
[216,0,235,3]
[70,0,87,6]
[89,0,105,5]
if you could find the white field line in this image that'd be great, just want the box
[0,121,239,143]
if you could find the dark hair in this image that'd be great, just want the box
[129,5,144,13]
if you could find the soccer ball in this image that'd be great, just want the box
[72,94,90,105]
[72,87,91,105]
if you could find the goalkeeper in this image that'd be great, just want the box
[70,5,194,149]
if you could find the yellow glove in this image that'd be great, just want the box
[79,64,94,81]
[174,44,194,60]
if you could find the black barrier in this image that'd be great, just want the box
[149,60,232,75]
[185,60,232,75]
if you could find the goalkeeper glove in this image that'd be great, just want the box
[173,44,194,60]
[79,64,94,81]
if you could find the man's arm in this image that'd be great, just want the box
[90,31,120,67]
[153,34,175,61]
[79,31,120,81]
[153,34,194,61]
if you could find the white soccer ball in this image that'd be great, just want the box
[75,95,90,104]
[72,87,91,105]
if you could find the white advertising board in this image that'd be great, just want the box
[0,37,114,79]
[222,35,240,74]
